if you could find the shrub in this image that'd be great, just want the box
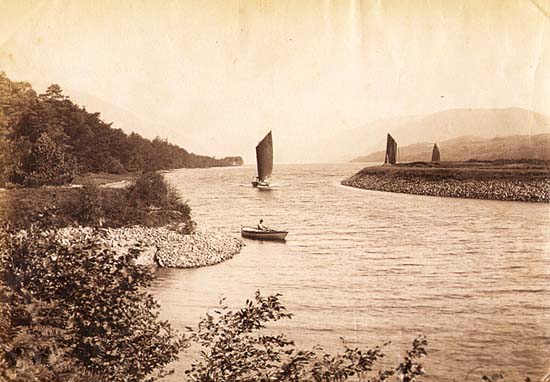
[75,183,104,227]
[126,172,172,207]
[1,173,195,232]
[0,189,76,231]
[0,228,187,382]
[123,172,194,231]
[186,291,428,382]
[0,137,13,187]
[105,158,126,174]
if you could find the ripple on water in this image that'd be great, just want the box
[151,164,550,382]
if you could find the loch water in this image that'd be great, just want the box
[151,163,550,381]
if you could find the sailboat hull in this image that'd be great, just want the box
[252,179,270,189]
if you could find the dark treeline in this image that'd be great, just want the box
[0,72,243,187]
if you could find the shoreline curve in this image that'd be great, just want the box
[341,164,550,203]
[55,225,244,268]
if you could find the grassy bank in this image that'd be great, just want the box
[0,172,194,231]
[342,160,550,202]
[72,171,137,186]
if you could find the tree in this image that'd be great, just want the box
[0,123,10,186]
[10,132,77,187]
[0,73,38,185]
[40,84,65,101]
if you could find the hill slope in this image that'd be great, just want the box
[352,134,550,162]
[317,108,550,162]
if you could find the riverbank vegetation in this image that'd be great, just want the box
[0,172,193,381]
[0,172,194,232]
[342,160,550,202]
[0,71,243,188]
[0,227,186,382]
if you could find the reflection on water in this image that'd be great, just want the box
[151,163,550,381]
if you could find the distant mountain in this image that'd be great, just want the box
[352,134,550,162]
[317,108,550,162]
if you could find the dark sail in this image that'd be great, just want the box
[256,131,273,181]
[384,133,397,165]
[431,143,441,162]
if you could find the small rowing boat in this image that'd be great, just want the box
[241,227,288,241]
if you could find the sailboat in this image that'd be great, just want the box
[252,131,273,189]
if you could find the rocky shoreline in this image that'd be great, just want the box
[342,166,550,203]
[55,225,244,268]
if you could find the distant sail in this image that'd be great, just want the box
[431,143,441,162]
[384,133,397,165]
[256,131,273,181]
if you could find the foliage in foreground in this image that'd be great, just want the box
[0,228,186,382]
[186,291,428,382]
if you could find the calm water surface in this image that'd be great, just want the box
[151,163,550,381]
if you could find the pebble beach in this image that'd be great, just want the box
[55,225,244,268]
[342,165,550,202]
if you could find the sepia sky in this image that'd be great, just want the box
[0,0,549,163]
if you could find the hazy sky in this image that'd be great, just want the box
[1,0,549,163]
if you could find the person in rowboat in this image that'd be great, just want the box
[257,219,268,231]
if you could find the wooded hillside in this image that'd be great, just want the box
[0,72,243,187]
